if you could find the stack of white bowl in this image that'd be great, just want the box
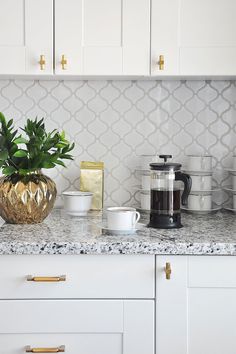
[183,155,221,213]
[223,156,236,212]
[135,155,159,211]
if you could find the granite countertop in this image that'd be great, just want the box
[0,209,235,255]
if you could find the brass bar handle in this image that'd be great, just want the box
[27,275,66,282]
[25,345,65,353]
[165,262,171,280]
[157,55,164,70]
[61,54,67,70]
[39,55,46,70]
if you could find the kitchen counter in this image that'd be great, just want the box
[0,209,235,255]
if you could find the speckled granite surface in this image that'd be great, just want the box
[0,209,235,255]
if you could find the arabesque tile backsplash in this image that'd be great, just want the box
[0,79,235,206]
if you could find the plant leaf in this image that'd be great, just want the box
[0,150,8,160]
[55,143,67,149]
[13,150,28,158]
[13,137,28,144]
[42,161,55,169]
[0,112,6,126]
[55,160,66,167]
[2,166,17,176]
[0,114,75,174]
[18,168,31,175]
[7,119,13,128]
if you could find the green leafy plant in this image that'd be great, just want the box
[0,112,75,176]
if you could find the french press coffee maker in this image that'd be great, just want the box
[148,155,191,229]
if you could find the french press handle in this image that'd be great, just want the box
[175,172,192,206]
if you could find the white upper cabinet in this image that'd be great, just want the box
[152,0,236,76]
[0,0,53,75]
[55,0,150,75]
[1,0,236,77]
[151,0,179,75]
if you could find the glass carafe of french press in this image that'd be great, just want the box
[148,155,192,229]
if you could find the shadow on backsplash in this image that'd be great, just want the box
[0,79,235,206]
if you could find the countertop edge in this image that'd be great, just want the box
[0,240,236,255]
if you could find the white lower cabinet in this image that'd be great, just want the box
[0,300,154,354]
[0,255,155,354]
[3,254,236,354]
[156,256,236,354]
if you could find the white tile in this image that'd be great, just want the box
[0,79,235,206]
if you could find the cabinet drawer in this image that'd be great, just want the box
[0,300,123,333]
[0,301,123,354]
[0,300,154,354]
[0,255,154,298]
[0,334,121,354]
[189,256,236,288]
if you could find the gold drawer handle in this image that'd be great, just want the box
[165,262,171,280]
[61,54,67,70]
[27,275,66,282]
[39,55,46,70]
[26,345,65,353]
[157,54,164,70]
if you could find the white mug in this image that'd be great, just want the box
[191,174,212,191]
[187,155,212,171]
[188,194,212,210]
[107,207,140,230]
[140,191,150,210]
[62,191,93,216]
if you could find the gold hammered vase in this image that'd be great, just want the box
[0,172,57,224]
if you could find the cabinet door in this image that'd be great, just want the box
[0,0,53,75]
[152,0,236,75]
[156,256,236,354]
[0,255,154,299]
[55,0,150,75]
[151,0,179,75]
[0,300,154,354]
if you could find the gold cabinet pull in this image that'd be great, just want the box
[27,275,66,282]
[25,345,65,353]
[165,262,171,280]
[157,55,164,70]
[39,55,46,70]
[61,54,67,70]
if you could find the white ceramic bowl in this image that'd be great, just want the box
[190,173,212,191]
[62,191,93,216]
[186,155,212,171]
[188,193,212,210]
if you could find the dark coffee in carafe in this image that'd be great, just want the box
[149,188,182,228]
[150,189,180,214]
